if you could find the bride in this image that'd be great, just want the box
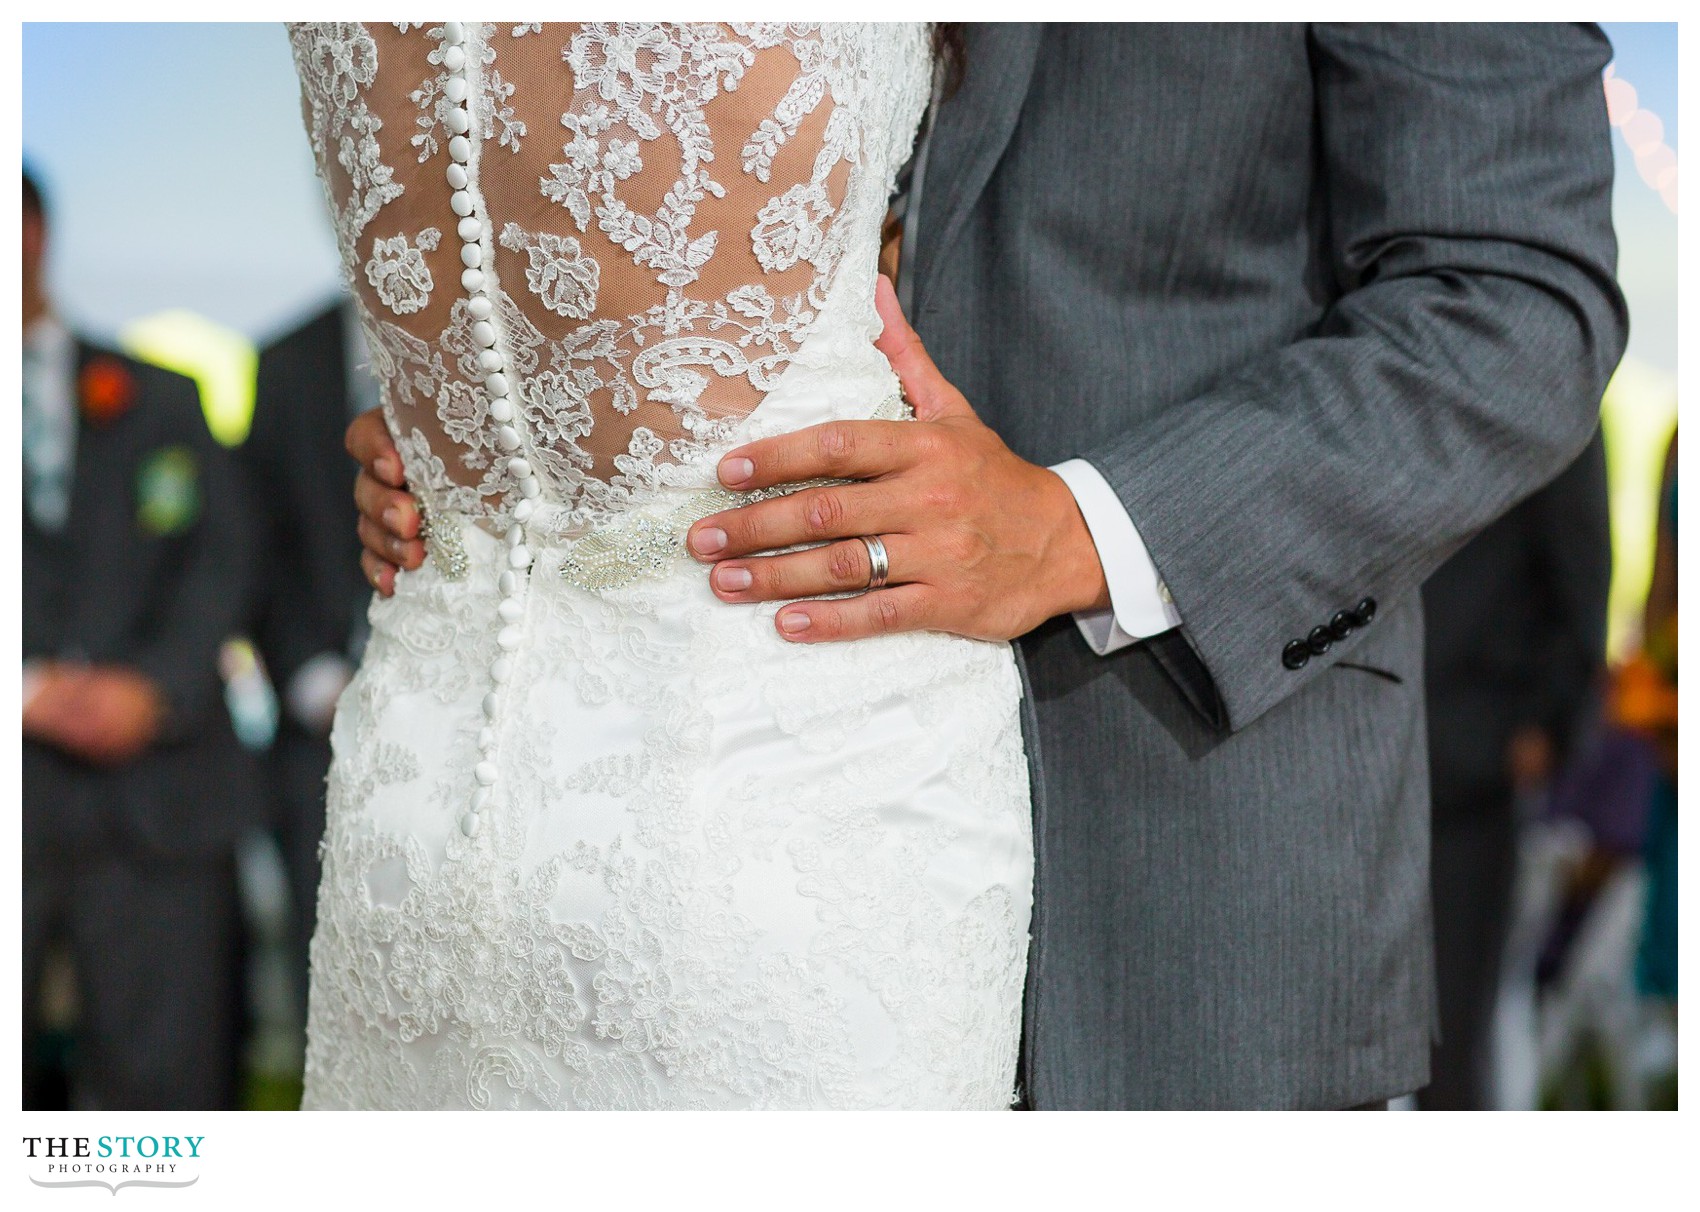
[288,22,1032,1110]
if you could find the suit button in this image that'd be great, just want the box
[1352,597,1378,627]
[1282,640,1311,670]
[1328,611,1355,642]
[1307,626,1333,657]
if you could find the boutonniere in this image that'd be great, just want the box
[79,356,136,425]
[136,445,201,537]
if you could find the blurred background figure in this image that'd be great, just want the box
[21,168,260,1109]
[1418,431,1613,1110]
[1517,428,1676,1110]
[1624,430,1677,1009]
[240,297,375,1046]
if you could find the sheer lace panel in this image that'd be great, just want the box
[290,23,930,529]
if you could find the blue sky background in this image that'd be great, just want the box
[23,23,341,344]
[1600,22,1678,379]
[21,22,1678,371]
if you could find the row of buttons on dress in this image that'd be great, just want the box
[1281,597,1376,671]
[438,20,542,839]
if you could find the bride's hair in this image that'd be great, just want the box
[932,23,966,98]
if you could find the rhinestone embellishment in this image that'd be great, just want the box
[556,396,908,592]
[417,498,470,581]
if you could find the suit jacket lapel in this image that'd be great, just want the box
[63,342,133,635]
[912,23,1044,317]
[65,341,110,540]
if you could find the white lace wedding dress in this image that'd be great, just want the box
[290,21,1032,1110]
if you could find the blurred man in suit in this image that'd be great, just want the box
[1419,430,1612,1108]
[241,297,374,1034]
[22,168,259,1109]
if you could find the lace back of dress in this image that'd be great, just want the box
[290,22,930,531]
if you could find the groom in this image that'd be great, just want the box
[345,24,1626,1108]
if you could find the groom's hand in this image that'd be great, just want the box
[687,276,1109,643]
[346,407,423,597]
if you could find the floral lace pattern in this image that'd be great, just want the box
[365,227,441,314]
[291,23,1034,1111]
[289,21,932,532]
[306,526,1032,1109]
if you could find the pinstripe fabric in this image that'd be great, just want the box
[913,24,1626,1108]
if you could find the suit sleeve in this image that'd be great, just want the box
[1085,22,1628,732]
[129,371,258,742]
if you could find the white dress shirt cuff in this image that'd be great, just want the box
[1049,458,1183,656]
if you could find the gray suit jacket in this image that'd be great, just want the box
[23,343,261,860]
[910,24,1626,1108]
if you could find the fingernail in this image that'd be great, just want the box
[379,457,400,484]
[779,611,811,635]
[383,505,404,532]
[691,527,727,556]
[720,457,755,486]
[716,566,752,591]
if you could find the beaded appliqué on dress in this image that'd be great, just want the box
[289,21,932,532]
[555,393,907,592]
[415,497,470,580]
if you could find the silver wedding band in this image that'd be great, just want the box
[859,534,890,591]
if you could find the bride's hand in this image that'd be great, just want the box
[686,276,1110,644]
[346,407,423,596]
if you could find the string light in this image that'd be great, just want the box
[1604,65,1677,214]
